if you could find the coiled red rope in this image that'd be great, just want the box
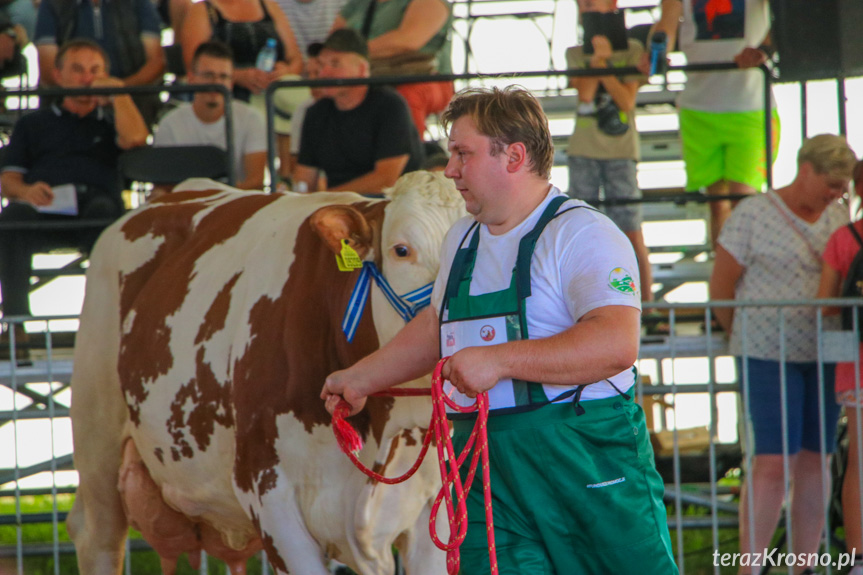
[331,357,499,575]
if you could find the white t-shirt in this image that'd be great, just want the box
[154,102,267,184]
[677,0,772,112]
[431,188,642,406]
[719,191,849,360]
[274,0,347,55]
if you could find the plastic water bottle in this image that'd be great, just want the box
[649,31,668,76]
[256,38,278,72]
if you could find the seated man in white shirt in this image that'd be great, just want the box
[154,40,267,194]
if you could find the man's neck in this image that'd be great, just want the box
[62,98,97,118]
[333,85,369,111]
[486,179,552,235]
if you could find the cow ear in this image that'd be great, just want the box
[309,205,374,258]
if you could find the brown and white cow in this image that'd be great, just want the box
[66,172,465,575]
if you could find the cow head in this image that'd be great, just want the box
[310,171,465,348]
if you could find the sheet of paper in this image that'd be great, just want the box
[36,184,78,216]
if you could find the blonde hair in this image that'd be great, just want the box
[441,86,554,180]
[797,134,858,180]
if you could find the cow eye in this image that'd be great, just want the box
[393,244,410,258]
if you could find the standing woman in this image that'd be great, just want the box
[332,0,453,138]
[818,159,863,575]
[710,134,857,574]
[180,0,303,101]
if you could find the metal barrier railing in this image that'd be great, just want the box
[2,299,863,573]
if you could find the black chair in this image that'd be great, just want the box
[118,145,231,187]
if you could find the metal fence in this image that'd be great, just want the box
[3,299,863,573]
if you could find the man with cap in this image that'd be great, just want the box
[293,28,423,195]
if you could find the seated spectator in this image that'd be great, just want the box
[34,0,166,125]
[566,0,652,302]
[153,41,267,194]
[710,134,857,575]
[180,0,303,102]
[0,39,148,326]
[292,29,423,195]
[333,0,454,137]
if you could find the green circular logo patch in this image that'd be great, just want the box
[608,267,637,294]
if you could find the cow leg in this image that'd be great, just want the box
[239,488,330,575]
[67,235,130,575]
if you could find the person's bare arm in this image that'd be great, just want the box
[93,77,149,149]
[653,0,682,51]
[587,36,639,111]
[443,305,640,398]
[322,306,441,415]
[293,163,319,192]
[266,0,303,76]
[0,171,53,205]
[365,0,449,58]
[179,1,212,75]
[36,43,58,86]
[120,36,165,86]
[709,245,745,334]
[236,151,267,190]
[816,261,842,317]
[330,155,408,194]
[637,0,681,74]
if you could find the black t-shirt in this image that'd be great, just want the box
[2,104,122,198]
[298,87,424,189]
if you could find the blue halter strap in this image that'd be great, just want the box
[341,261,433,343]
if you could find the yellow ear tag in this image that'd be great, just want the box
[336,239,363,272]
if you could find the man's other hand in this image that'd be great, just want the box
[91,75,125,106]
[321,369,369,417]
[22,182,54,207]
[734,47,768,69]
[442,347,501,399]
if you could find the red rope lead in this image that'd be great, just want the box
[331,358,499,575]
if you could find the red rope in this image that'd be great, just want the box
[331,358,499,575]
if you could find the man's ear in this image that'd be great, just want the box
[309,204,374,258]
[504,142,528,173]
[52,64,62,85]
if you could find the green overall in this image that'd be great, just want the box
[440,197,678,574]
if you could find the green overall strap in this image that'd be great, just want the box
[441,221,480,310]
[514,195,568,338]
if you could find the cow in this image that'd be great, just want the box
[66,171,466,575]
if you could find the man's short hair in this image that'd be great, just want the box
[322,29,368,60]
[797,134,858,180]
[441,86,554,180]
[55,38,110,71]
[192,40,234,68]
[307,42,324,59]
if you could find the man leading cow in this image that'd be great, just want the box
[322,86,678,574]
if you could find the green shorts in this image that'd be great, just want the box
[680,108,781,192]
[451,395,677,575]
